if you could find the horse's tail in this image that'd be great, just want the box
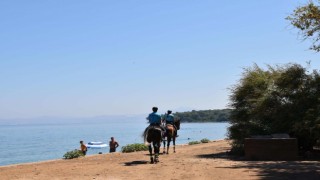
[142,127,150,146]
[144,140,150,146]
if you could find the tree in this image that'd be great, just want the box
[287,1,320,52]
[228,63,320,154]
[174,109,232,122]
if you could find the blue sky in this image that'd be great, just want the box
[0,0,319,119]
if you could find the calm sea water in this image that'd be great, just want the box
[0,118,229,166]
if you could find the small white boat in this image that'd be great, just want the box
[86,141,108,149]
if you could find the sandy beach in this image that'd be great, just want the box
[0,140,319,180]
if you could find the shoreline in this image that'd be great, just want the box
[0,122,229,168]
[0,139,226,168]
[1,138,226,168]
[1,139,319,179]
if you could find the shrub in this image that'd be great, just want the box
[188,141,201,145]
[200,138,210,143]
[121,143,149,153]
[63,149,84,159]
[229,63,320,153]
[228,142,245,156]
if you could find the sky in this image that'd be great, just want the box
[0,0,319,119]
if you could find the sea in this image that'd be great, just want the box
[0,118,229,166]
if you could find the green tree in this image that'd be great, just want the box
[228,63,320,154]
[174,109,232,122]
[287,1,320,52]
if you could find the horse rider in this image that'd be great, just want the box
[146,107,165,132]
[164,110,178,137]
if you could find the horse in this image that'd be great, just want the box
[143,125,162,163]
[162,119,180,154]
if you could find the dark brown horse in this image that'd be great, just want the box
[143,126,162,163]
[162,119,180,154]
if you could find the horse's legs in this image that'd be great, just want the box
[163,138,166,154]
[167,129,174,154]
[173,128,177,153]
[173,136,176,153]
[153,142,160,163]
[148,145,154,163]
[166,136,171,154]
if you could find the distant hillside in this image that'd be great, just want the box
[174,109,232,122]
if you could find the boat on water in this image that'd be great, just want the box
[86,141,108,149]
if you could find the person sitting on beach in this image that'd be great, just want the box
[164,110,178,137]
[109,137,119,153]
[80,141,87,155]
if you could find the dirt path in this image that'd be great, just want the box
[1,140,319,180]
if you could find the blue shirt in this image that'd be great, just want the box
[147,112,162,124]
[165,114,174,124]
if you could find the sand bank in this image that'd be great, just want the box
[0,140,319,180]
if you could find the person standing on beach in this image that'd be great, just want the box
[109,137,119,153]
[80,141,87,155]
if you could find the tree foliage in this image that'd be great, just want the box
[228,63,320,153]
[287,1,320,52]
[174,109,232,122]
[63,149,85,159]
[121,143,149,153]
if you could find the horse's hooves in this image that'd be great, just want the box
[166,152,169,154]
[174,151,176,153]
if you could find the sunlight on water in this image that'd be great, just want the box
[0,119,229,166]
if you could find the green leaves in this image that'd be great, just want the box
[188,138,210,145]
[188,141,201,145]
[63,149,84,159]
[121,143,149,153]
[228,63,320,152]
[287,1,320,52]
[200,138,210,143]
[174,109,232,122]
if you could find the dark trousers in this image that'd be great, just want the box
[110,148,116,153]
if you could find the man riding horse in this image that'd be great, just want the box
[146,107,162,128]
[162,110,180,154]
[164,110,178,137]
[144,106,163,163]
